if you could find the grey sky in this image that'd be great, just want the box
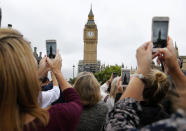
[1,0,186,79]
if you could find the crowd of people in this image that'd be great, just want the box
[0,28,186,131]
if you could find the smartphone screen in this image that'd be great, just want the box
[152,17,169,49]
[46,40,56,59]
[121,69,130,85]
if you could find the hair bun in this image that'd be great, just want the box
[143,69,170,104]
[154,71,166,83]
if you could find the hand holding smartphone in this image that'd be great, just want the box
[152,17,169,52]
[152,17,169,71]
[121,68,130,86]
[46,40,57,59]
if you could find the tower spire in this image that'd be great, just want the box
[88,4,94,20]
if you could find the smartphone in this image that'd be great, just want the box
[113,72,117,79]
[152,17,169,52]
[121,69,130,85]
[46,40,57,59]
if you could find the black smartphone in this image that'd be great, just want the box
[152,17,169,52]
[46,40,57,59]
[121,69,130,86]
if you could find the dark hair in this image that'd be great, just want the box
[41,76,49,83]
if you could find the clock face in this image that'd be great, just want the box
[87,31,94,38]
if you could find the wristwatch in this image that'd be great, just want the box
[131,73,146,83]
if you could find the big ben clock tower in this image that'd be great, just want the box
[78,6,100,73]
[84,6,98,64]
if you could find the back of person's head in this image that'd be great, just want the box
[143,69,170,104]
[110,77,120,98]
[161,88,179,115]
[41,76,49,83]
[74,72,101,106]
[0,28,49,131]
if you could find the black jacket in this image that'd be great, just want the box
[138,101,170,128]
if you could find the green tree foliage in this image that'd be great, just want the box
[68,77,76,85]
[94,65,121,84]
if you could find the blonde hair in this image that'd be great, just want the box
[143,69,170,104]
[0,28,49,131]
[110,77,120,99]
[74,72,101,106]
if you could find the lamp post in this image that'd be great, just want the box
[0,8,2,27]
[73,64,75,79]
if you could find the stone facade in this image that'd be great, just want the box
[180,56,186,70]
[175,42,186,71]
[33,47,42,65]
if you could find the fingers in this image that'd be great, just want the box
[55,50,62,61]
[55,49,60,58]
[152,51,159,59]
[119,76,122,82]
[158,48,168,56]
[139,41,151,50]
[46,57,52,67]
[137,41,152,55]
[147,42,153,52]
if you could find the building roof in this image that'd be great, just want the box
[180,56,186,59]
[86,20,95,25]
[86,5,96,26]
[88,5,94,17]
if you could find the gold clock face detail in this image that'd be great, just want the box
[87,31,94,38]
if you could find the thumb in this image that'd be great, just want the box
[46,57,52,66]
[55,49,60,58]
[147,42,153,52]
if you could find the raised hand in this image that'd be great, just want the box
[46,50,62,74]
[38,56,49,79]
[136,41,153,76]
[157,37,180,75]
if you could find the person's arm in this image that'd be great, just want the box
[100,83,109,93]
[158,38,186,109]
[105,42,153,130]
[101,74,113,93]
[120,77,144,101]
[53,71,71,91]
[46,50,82,130]
[41,72,60,108]
[120,42,153,101]
[48,88,82,130]
[38,56,49,79]
[41,86,60,108]
[46,50,71,91]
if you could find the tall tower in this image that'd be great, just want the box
[83,6,98,64]
[78,6,100,73]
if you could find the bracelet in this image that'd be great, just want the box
[131,73,146,83]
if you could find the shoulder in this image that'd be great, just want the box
[142,109,186,130]
[82,101,108,117]
[97,101,109,112]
